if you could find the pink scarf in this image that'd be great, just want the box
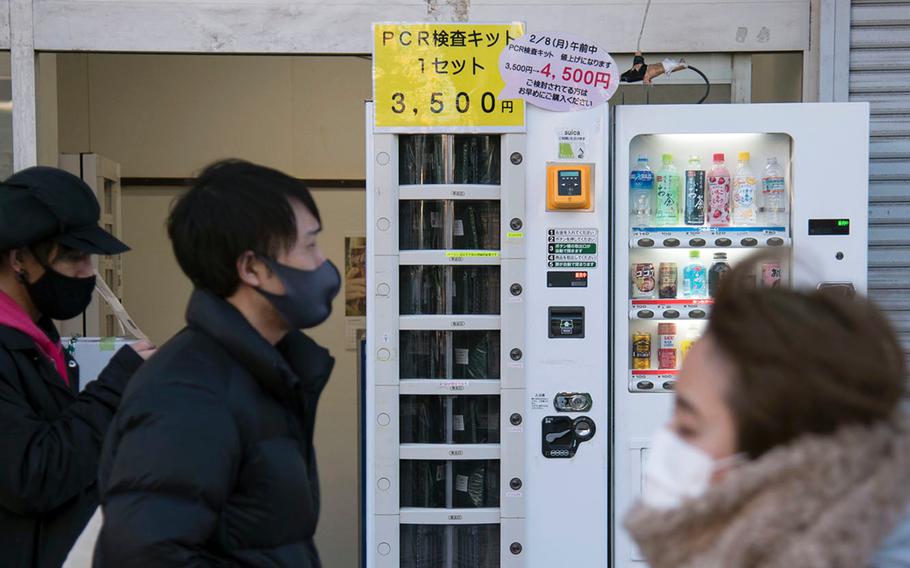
[0,290,69,386]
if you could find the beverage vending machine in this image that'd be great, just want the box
[611,102,870,566]
[366,100,870,568]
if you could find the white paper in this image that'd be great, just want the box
[454,414,465,431]
[456,474,469,493]
[454,348,469,366]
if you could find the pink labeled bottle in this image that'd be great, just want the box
[707,153,731,227]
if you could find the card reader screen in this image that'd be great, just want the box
[558,170,582,196]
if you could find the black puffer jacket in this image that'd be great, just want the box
[95,289,334,567]
[0,319,142,568]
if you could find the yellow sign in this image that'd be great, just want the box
[373,22,526,130]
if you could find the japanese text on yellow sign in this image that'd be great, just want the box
[373,23,526,130]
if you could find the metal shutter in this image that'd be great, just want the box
[850,0,910,355]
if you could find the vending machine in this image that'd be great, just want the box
[611,102,870,566]
[366,100,870,568]
[365,102,611,568]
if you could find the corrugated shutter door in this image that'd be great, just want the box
[850,0,910,355]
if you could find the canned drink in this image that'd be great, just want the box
[659,262,678,299]
[658,322,678,370]
[632,263,657,299]
[632,331,652,369]
[762,261,782,288]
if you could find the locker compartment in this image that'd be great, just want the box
[454,135,501,185]
[399,396,501,444]
[400,524,501,568]
[399,331,500,380]
[400,460,500,509]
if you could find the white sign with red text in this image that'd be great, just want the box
[499,31,618,112]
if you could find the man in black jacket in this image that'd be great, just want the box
[0,167,154,568]
[95,160,339,566]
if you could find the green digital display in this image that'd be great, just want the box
[809,219,850,236]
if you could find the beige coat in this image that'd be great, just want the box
[625,415,910,568]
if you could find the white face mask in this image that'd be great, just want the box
[642,427,743,510]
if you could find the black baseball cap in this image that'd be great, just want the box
[0,166,129,255]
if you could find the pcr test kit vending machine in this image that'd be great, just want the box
[366,101,870,568]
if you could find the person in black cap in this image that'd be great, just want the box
[0,166,155,567]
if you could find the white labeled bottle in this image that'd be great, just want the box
[761,157,787,227]
[707,153,731,227]
[655,154,681,226]
[732,151,758,226]
[630,155,654,227]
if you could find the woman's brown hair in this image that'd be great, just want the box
[707,252,907,459]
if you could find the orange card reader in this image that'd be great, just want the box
[547,163,594,211]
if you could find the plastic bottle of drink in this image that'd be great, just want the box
[630,155,654,227]
[707,153,731,226]
[679,328,701,365]
[684,155,706,225]
[761,157,787,227]
[732,151,758,226]
[682,250,707,298]
[655,154,680,226]
[708,252,731,297]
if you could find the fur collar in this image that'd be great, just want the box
[625,414,910,568]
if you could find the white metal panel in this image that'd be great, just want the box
[399,185,501,201]
[32,0,808,53]
[399,508,500,525]
[399,315,501,331]
[374,386,400,516]
[523,104,609,568]
[499,387,525,520]
[399,444,501,461]
[399,379,502,396]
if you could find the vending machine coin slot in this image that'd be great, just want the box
[554,392,593,412]
[548,307,585,338]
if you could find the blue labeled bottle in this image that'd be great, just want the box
[682,250,707,298]
[630,155,654,227]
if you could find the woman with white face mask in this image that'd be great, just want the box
[625,253,910,568]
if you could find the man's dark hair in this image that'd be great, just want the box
[167,159,321,297]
